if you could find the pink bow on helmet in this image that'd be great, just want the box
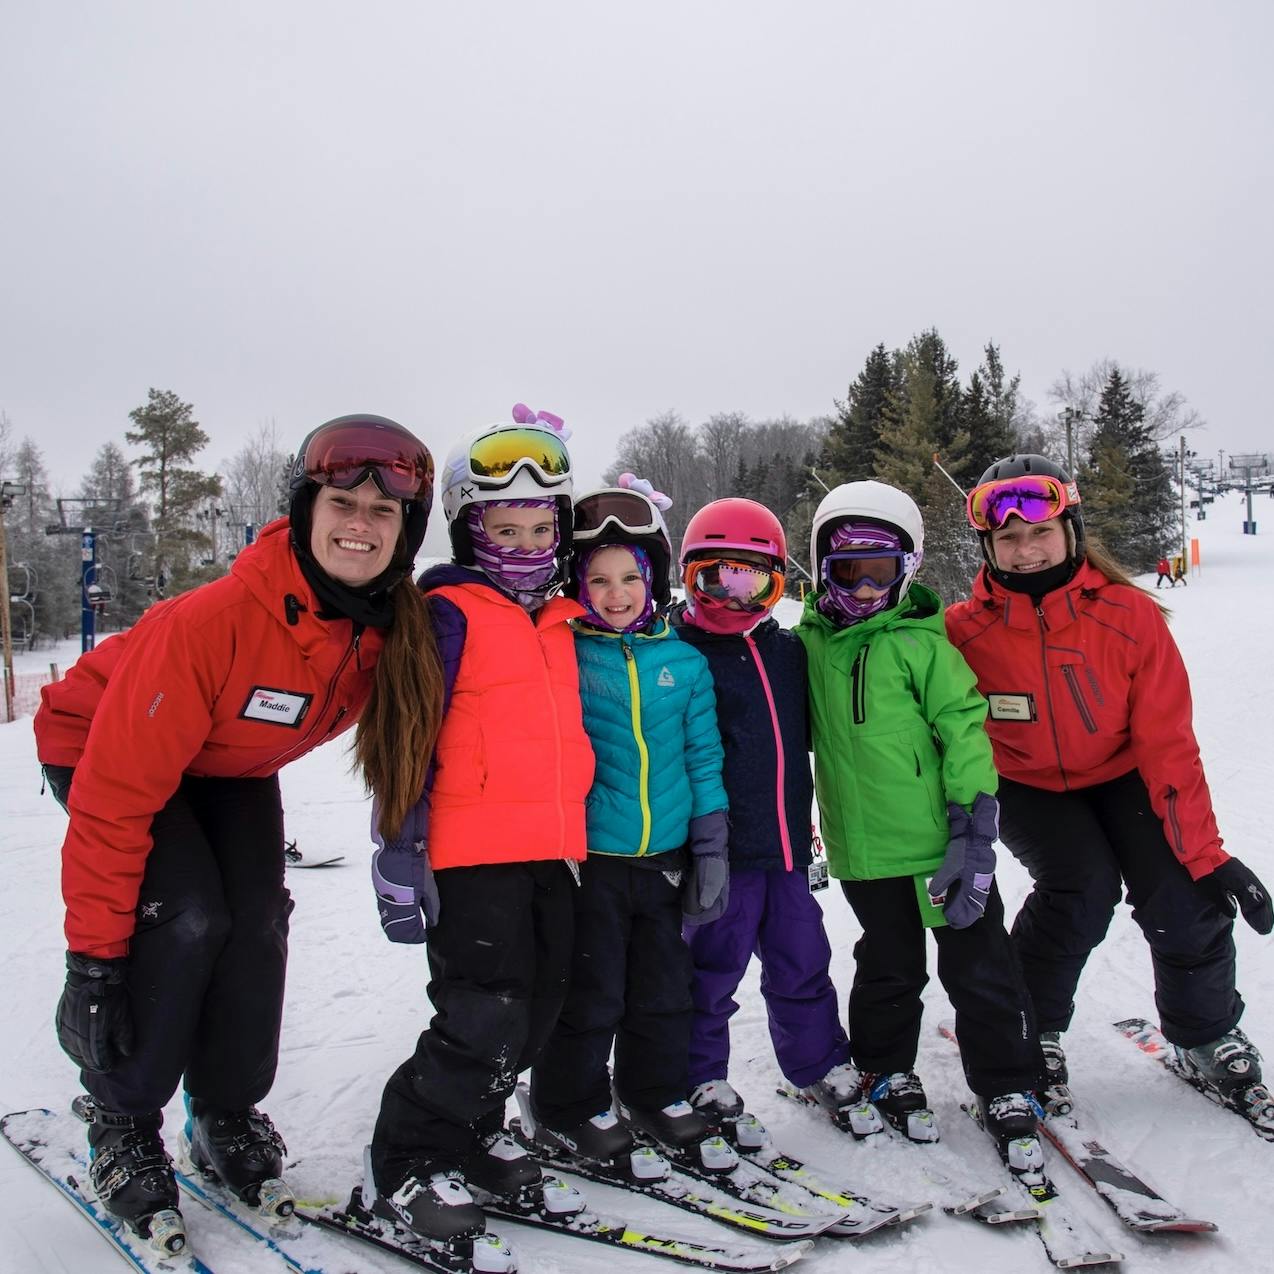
[618,472,673,512]
[511,401,570,440]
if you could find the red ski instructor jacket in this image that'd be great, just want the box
[944,560,1226,881]
[35,520,383,957]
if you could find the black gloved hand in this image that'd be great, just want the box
[1199,858,1273,935]
[56,952,134,1074]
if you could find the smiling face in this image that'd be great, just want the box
[585,545,648,630]
[988,514,1070,574]
[309,479,403,586]
[481,503,557,552]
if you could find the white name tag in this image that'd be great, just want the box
[240,687,312,728]
[987,692,1036,722]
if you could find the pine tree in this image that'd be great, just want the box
[824,343,896,482]
[6,439,78,643]
[1080,368,1175,570]
[80,442,152,626]
[126,389,223,592]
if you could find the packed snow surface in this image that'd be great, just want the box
[2,491,1270,1272]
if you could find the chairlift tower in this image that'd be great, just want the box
[1,479,29,721]
[1229,454,1270,535]
[46,498,123,653]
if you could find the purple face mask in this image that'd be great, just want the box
[468,500,560,597]
[817,521,912,625]
[577,544,655,633]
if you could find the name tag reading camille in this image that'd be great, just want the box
[239,687,313,728]
[986,692,1037,722]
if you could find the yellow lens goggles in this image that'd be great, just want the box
[467,427,571,484]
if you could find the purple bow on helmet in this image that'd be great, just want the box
[618,471,673,512]
[512,401,570,440]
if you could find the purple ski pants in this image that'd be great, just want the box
[685,866,849,1089]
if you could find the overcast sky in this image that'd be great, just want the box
[2,1,1270,554]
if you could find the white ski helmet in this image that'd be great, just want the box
[439,412,575,568]
[810,481,925,604]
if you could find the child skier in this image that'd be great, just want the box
[364,405,595,1247]
[795,480,1045,1145]
[529,476,730,1158]
[669,498,857,1124]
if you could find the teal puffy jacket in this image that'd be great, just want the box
[574,618,727,857]
[795,583,997,881]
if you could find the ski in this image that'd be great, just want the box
[284,841,345,868]
[1114,1017,1274,1142]
[302,1185,517,1274]
[508,1121,846,1241]
[772,1084,1026,1224]
[478,1174,812,1270]
[962,1102,1123,1268]
[711,1111,932,1236]
[2,1108,212,1273]
[175,1169,332,1273]
[935,1020,1215,1231]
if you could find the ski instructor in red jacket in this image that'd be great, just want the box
[34,415,442,1254]
[945,454,1273,1137]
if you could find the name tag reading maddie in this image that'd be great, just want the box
[240,687,312,728]
[987,692,1037,722]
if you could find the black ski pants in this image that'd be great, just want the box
[840,875,1044,1097]
[371,860,575,1191]
[46,765,291,1116]
[999,770,1242,1048]
[530,854,693,1128]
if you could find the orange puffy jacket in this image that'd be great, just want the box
[426,581,594,869]
[35,520,384,956]
[944,560,1225,880]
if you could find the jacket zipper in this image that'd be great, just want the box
[1165,786,1185,858]
[744,634,792,872]
[1060,665,1098,734]
[850,645,869,725]
[244,631,360,777]
[1035,604,1070,789]
[623,643,652,855]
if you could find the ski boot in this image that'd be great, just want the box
[977,1092,1044,1173]
[614,1094,709,1151]
[87,1107,187,1254]
[370,1162,487,1242]
[1175,1027,1263,1100]
[689,1078,771,1150]
[864,1071,939,1142]
[532,1108,635,1163]
[463,1130,544,1207]
[1039,1031,1074,1115]
[283,839,303,865]
[184,1101,293,1215]
[800,1062,885,1138]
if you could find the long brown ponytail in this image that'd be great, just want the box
[354,579,444,839]
[1084,535,1170,615]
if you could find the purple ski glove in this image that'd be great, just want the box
[683,809,730,926]
[930,793,998,930]
[370,798,438,944]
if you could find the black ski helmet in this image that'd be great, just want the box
[288,414,433,581]
[974,454,1086,584]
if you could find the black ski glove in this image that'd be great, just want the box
[56,952,134,1073]
[1199,858,1273,934]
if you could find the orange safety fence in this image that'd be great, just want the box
[3,667,60,723]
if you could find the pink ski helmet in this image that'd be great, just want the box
[679,498,786,570]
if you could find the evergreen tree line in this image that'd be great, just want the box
[605,331,1193,602]
[1,390,290,648]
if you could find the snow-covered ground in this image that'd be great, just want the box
[2,491,1270,1273]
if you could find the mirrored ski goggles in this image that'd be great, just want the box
[574,489,661,541]
[684,556,784,610]
[301,421,434,502]
[823,550,907,592]
[466,426,571,484]
[966,474,1080,531]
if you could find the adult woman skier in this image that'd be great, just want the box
[34,415,441,1255]
[946,454,1273,1133]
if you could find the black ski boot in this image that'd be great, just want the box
[1039,1031,1074,1115]
[87,1107,186,1253]
[185,1101,292,1215]
[614,1095,709,1150]
[977,1091,1044,1172]
[798,1062,884,1137]
[689,1079,745,1126]
[865,1070,939,1142]
[463,1130,543,1205]
[533,1108,635,1163]
[1175,1027,1263,1100]
[371,1163,487,1241]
